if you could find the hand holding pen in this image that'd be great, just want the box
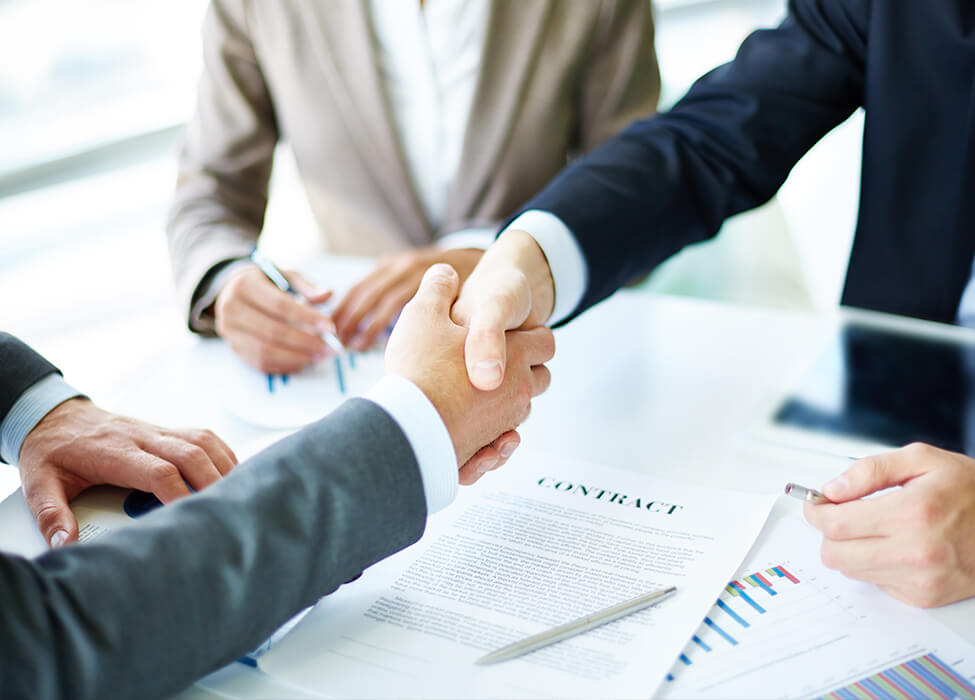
[247,249,351,393]
[212,251,337,375]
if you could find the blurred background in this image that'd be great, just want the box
[0,0,863,400]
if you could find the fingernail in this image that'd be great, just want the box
[499,441,517,458]
[50,529,69,549]
[476,456,500,473]
[823,476,849,498]
[472,361,502,387]
[352,337,369,351]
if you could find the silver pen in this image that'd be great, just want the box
[784,482,833,504]
[475,586,677,666]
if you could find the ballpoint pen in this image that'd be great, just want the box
[249,248,348,393]
[475,586,677,666]
[784,482,833,504]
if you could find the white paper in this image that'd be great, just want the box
[659,498,975,699]
[260,454,776,699]
[194,340,386,429]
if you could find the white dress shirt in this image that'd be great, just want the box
[368,0,494,249]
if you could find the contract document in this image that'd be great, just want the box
[661,498,975,699]
[261,454,776,698]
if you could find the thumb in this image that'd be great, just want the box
[24,469,79,548]
[461,271,533,391]
[822,443,935,502]
[406,264,460,318]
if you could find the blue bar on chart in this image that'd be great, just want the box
[703,616,738,646]
[817,653,975,700]
[716,599,750,628]
[726,582,766,614]
[691,635,712,652]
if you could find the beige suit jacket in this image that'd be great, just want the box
[167,0,660,332]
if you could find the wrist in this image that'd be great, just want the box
[492,229,555,325]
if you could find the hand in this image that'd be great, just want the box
[451,230,555,391]
[215,265,335,373]
[18,398,238,548]
[333,247,484,351]
[385,264,555,484]
[804,442,975,607]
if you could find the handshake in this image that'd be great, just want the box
[384,252,554,484]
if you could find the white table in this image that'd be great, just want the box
[3,260,975,698]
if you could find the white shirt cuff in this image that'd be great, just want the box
[364,375,458,513]
[1,374,85,465]
[503,210,587,325]
[436,227,496,251]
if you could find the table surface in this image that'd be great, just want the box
[4,258,975,699]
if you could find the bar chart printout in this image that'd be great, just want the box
[657,508,975,700]
[815,652,975,700]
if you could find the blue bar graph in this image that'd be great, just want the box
[680,654,692,666]
[703,616,738,646]
[692,635,712,652]
[716,599,750,628]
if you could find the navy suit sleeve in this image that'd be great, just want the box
[525,0,869,321]
[0,333,61,426]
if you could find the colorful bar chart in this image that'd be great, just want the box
[818,653,975,700]
[666,563,801,685]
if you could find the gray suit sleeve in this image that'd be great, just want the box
[0,398,428,700]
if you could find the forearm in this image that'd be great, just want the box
[0,399,427,700]
[521,0,865,320]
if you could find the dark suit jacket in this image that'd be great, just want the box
[523,0,975,324]
[0,335,428,700]
[0,333,60,429]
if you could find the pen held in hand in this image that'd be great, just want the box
[475,586,677,666]
[784,482,833,504]
[250,248,349,393]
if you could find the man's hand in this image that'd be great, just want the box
[804,442,975,607]
[332,247,484,351]
[19,399,238,548]
[452,230,555,391]
[215,265,335,373]
[386,264,555,484]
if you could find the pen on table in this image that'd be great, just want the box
[475,585,677,666]
[249,248,348,393]
[784,482,834,504]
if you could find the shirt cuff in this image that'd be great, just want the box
[1,374,85,465]
[189,259,255,333]
[503,210,587,325]
[364,375,458,513]
[436,227,496,251]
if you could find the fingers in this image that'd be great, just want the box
[458,431,521,485]
[334,270,400,345]
[142,434,226,493]
[530,364,552,397]
[171,428,239,476]
[286,270,333,306]
[803,490,906,540]
[351,283,414,351]
[216,269,332,372]
[822,443,939,502]
[23,467,79,548]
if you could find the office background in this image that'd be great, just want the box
[0,0,861,416]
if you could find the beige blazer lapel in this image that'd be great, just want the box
[446,0,554,225]
[307,1,431,245]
